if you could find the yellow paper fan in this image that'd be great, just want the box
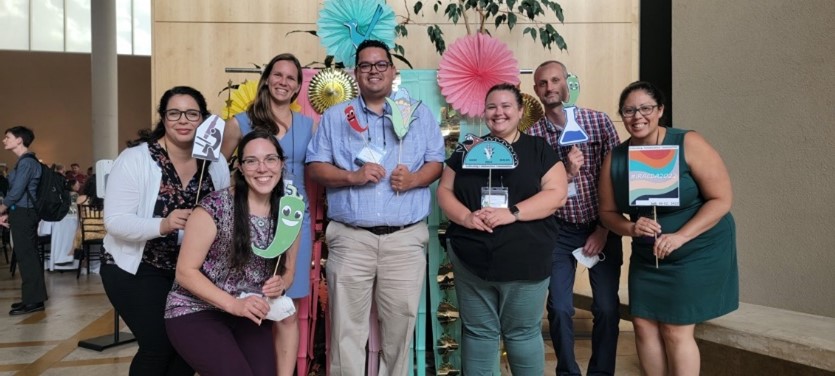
[308,68,359,114]
[519,93,545,132]
[221,79,303,119]
[222,80,259,119]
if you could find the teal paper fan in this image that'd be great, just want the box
[317,0,396,67]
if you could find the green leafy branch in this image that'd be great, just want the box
[396,0,568,55]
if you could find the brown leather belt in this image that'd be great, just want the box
[356,221,420,235]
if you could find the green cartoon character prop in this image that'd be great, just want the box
[252,184,306,259]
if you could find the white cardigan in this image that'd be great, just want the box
[103,142,230,274]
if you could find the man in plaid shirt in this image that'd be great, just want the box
[526,61,623,376]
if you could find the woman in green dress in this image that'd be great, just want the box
[599,81,738,376]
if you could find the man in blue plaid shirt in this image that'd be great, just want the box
[526,61,623,376]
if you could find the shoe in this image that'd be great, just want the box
[9,302,44,315]
[10,301,23,309]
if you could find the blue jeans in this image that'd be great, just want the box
[547,225,622,376]
[448,245,549,376]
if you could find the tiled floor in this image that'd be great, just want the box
[0,257,640,375]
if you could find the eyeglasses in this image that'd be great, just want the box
[165,109,202,122]
[620,105,658,118]
[357,61,392,73]
[240,154,282,171]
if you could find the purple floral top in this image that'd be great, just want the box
[165,188,277,319]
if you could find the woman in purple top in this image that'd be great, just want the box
[165,130,300,376]
[221,53,314,376]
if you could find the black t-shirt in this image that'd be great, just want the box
[445,133,560,281]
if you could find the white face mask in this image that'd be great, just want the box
[572,247,606,269]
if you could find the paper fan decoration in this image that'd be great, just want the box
[307,68,359,114]
[222,80,258,119]
[317,0,396,67]
[519,93,544,132]
[221,79,301,119]
[438,33,520,118]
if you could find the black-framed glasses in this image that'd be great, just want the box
[165,109,202,122]
[240,154,282,171]
[620,105,658,118]
[357,61,392,73]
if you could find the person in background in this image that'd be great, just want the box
[1,126,47,315]
[306,39,445,375]
[437,83,567,375]
[77,173,103,209]
[599,81,738,376]
[526,60,623,376]
[221,53,314,375]
[166,130,298,376]
[67,163,87,186]
[0,168,9,197]
[101,86,230,375]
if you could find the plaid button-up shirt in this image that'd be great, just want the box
[526,107,620,225]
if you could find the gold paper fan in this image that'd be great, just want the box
[519,93,545,132]
[308,68,358,114]
[221,80,259,119]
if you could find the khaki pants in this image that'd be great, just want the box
[326,221,428,376]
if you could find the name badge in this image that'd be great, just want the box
[567,182,578,198]
[481,187,509,208]
[355,144,386,167]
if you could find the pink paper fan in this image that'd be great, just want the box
[438,33,520,118]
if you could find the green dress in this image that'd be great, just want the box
[611,127,738,324]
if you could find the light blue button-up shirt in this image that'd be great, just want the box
[306,96,444,227]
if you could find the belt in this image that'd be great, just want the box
[555,218,598,231]
[356,221,420,236]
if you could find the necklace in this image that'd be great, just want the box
[254,216,272,229]
[629,127,663,146]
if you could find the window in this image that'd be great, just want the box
[0,0,151,56]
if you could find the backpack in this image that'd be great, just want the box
[20,154,71,221]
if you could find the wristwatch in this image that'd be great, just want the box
[510,205,520,221]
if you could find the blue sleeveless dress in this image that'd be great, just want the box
[235,111,314,298]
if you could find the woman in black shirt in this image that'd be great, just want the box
[437,83,568,375]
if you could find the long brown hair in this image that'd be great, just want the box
[246,53,303,135]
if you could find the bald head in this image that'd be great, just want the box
[533,61,570,109]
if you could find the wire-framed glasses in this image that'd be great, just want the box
[240,155,282,171]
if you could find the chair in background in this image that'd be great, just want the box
[37,234,50,269]
[1,226,10,264]
[77,205,105,278]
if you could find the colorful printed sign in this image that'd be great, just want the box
[558,74,589,146]
[192,115,225,162]
[628,145,680,206]
[459,135,518,169]
[385,88,421,140]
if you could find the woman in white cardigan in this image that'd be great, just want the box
[101,86,230,376]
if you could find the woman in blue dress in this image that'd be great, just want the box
[221,53,314,376]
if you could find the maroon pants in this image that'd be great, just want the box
[165,310,276,376]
